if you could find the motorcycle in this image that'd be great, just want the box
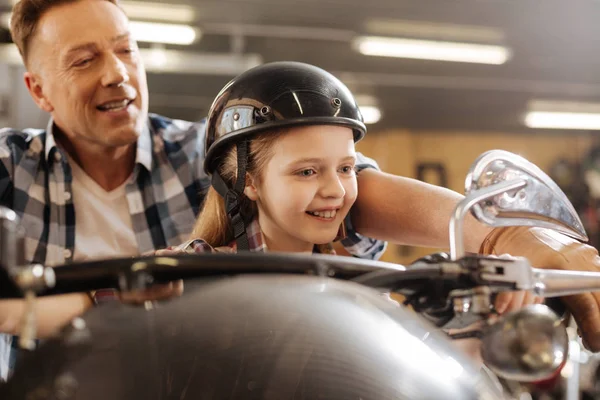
[0,149,595,399]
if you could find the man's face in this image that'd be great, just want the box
[25,0,149,148]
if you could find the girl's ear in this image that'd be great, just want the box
[243,173,259,201]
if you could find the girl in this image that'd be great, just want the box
[160,61,369,255]
[155,61,539,366]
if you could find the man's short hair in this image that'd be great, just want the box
[10,0,119,65]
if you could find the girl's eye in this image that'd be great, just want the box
[299,169,315,177]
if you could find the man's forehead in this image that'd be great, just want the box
[63,33,132,54]
[36,1,129,45]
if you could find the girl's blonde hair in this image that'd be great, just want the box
[191,130,286,247]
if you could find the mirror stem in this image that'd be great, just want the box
[450,179,528,260]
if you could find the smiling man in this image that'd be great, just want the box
[9,0,158,263]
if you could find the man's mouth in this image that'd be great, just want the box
[96,99,134,112]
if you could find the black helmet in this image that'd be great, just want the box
[204,61,366,175]
[204,62,367,251]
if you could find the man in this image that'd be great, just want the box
[2,0,600,380]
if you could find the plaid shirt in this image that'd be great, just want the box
[0,113,386,266]
[158,218,337,255]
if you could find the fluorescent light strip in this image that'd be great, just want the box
[0,13,198,46]
[130,21,198,45]
[0,13,11,29]
[360,106,382,124]
[527,99,600,114]
[120,1,196,23]
[139,48,263,76]
[0,44,21,65]
[353,36,511,65]
[363,19,506,43]
[525,112,600,130]
[7,2,196,23]
[0,43,262,76]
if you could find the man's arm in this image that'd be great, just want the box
[0,131,88,339]
[351,168,600,351]
[352,168,492,252]
[0,132,95,338]
[0,294,93,338]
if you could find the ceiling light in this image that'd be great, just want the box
[354,95,382,125]
[129,21,199,45]
[119,1,196,23]
[360,106,382,124]
[0,44,261,76]
[0,44,20,65]
[6,2,196,24]
[525,112,600,130]
[353,36,511,65]
[139,48,262,76]
[0,12,12,31]
[524,99,600,130]
[0,13,10,30]
[0,11,198,45]
[527,99,600,114]
[363,19,506,43]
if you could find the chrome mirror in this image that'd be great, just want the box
[450,150,587,259]
[480,304,568,383]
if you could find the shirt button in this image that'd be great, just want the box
[63,249,72,259]
[64,191,71,201]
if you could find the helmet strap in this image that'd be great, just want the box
[211,139,250,251]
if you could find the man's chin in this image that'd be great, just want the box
[111,118,144,137]
[102,128,141,147]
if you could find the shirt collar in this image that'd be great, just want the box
[44,117,153,171]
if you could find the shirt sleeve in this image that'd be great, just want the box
[0,129,16,208]
[340,152,388,260]
[153,238,216,255]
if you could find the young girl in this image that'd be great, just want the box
[158,61,369,255]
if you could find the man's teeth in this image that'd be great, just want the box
[308,210,337,218]
[98,100,129,111]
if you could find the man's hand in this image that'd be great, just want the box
[482,226,600,351]
[117,280,184,305]
[494,290,544,314]
[490,254,545,314]
[113,246,186,305]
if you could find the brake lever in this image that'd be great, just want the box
[392,253,600,332]
[354,254,535,330]
[447,329,484,340]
